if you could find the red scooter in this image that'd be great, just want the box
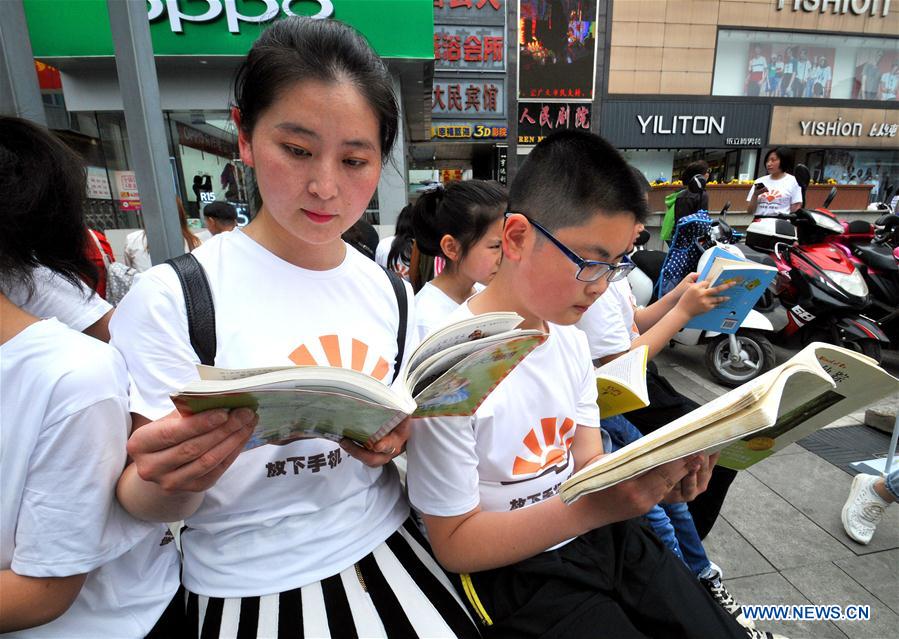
[743,166,890,362]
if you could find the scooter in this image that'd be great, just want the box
[830,212,899,349]
[743,165,890,362]
[629,204,777,387]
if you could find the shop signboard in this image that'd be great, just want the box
[433,0,505,25]
[517,102,591,145]
[518,0,598,100]
[434,24,505,72]
[769,105,899,147]
[86,166,112,200]
[432,79,506,119]
[431,123,508,139]
[495,146,508,184]
[601,101,770,149]
[24,0,433,60]
[114,171,141,211]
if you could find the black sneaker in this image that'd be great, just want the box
[699,568,755,630]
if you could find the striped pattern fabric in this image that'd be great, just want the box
[185,520,479,638]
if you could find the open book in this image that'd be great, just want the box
[685,247,777,334]
[596,345,649,418]
[560,342,899,504]
[172,312,546,451]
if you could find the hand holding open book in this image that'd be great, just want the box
[172,312,546,451]
[561,342,899,504]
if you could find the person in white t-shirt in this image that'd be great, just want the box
[746,147,803,217]
[880,63,899,100]
[0,116,114,341]
[123,199,204,272]
[746,46,767,96]
[375,203,414,280]
[111,18,478,638]
[407,131,747,638]
[412,180,506,339]
[0,292,181,637]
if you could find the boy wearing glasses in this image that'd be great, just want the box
[406,131,752,638]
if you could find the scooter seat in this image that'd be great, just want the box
[855,243,898,272]
[630,250,666,283]
[740,246,777,269]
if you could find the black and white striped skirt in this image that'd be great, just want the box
[184,519,480,638]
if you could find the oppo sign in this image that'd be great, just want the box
[147,0,335,33]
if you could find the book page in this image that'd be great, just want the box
[173,388,408,449]
[412,334,547,417]
[595,345,649,418]
[406,312,524,375]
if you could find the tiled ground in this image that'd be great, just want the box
[655,346,899,639]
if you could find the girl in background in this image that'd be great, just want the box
[411,180,507,339]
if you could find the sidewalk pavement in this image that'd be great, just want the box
[655,345,899,639]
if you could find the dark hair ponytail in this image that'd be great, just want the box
[387,204,414,269]
[411,180,507,263]
[0,116,98,296]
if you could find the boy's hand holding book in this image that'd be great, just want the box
[675,273,736,319]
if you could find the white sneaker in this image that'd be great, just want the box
[841,474,890,545]
[699,567,755,630]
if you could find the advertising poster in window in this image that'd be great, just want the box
[518,0,598,100]
[852,49,899,101]
[744,43,836,98]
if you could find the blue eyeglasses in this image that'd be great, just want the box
[505,211,635,283]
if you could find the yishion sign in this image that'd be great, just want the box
[601,101,770,149]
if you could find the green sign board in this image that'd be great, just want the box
[24,0,433,59]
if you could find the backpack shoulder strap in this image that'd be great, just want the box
[165,253,217,367]
[383,268,408,384]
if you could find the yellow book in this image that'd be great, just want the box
[596,345,649,418]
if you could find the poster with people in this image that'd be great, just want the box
[852,49,899,102]
[744,43,836,99]
[518,0,598,100]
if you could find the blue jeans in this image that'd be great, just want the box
[602,415,713,578]
[885,469,899,502]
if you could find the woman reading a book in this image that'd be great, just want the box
[412,180,507,339]
[110,18,479,638]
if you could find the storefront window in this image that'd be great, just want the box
[796,148,898,203]
[713,29,898,101]
[623,148,758,185]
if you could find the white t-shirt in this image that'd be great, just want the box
[123,230,207,273]
[414,281,485,340]
[4,266,111,332]
[747,173,803,217]
[749,56,767,75]
[109,230,414,597]
[881,72,897,98]
[1,319,179,638]
[575,279,639,361]
[375,235,394,269]
[407,304,600,531]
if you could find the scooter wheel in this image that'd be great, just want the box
[704,330,776,387]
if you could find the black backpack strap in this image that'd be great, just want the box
[383,269,408,384]
[165,253,217,367]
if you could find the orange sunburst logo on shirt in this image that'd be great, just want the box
[288,335,391,381]
[511,417,576,476]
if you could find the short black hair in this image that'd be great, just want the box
[0,116,98,296]
[509,130,648,231]
[203,201,238,221]
[764,147,795,174]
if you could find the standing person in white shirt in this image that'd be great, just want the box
[812,56,832,97]
[123,198,203,272]
[746,46,767,96]
[746,147,803,217]
[110,17,478,638]
[880,63,899,100]
[412,180,506,339]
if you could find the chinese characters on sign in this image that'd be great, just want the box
[432,124,509,139]
[518,0,598,100]
[434,0,504,19]
[435,26,505,71]
[114,170,141,211]
[517,102,591,145]
[433,79,506,118]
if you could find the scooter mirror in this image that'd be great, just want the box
[721,201,731,216]
[823,186,837,209]
[634,229,650,246]
[794,164,811,208]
